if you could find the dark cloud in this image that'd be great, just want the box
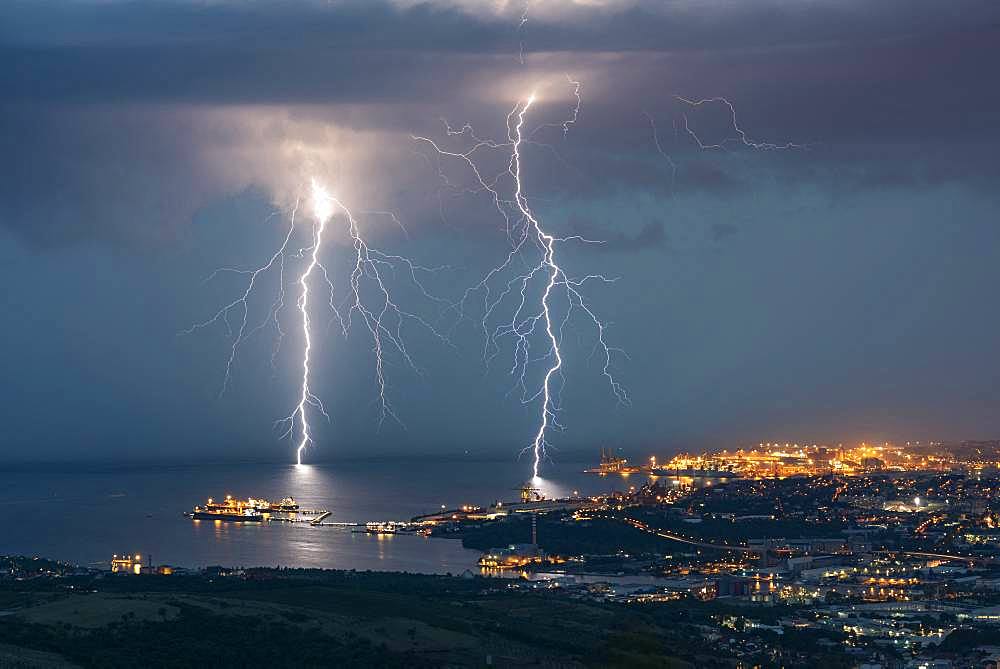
[1,1,998,111]
[0,105,228,248]
[2,0,998,249]
[1,0,1000,461]
[4,1,998,53]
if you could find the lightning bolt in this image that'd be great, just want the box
[642,96,803,197]
[179,205,300,397]
[511,94,561,478]
[563,76,581,138]
[414,83,628,478]
[676,96,805,151]
[279,180,451,464]
[183,179,447,465]
[287,180,332,465]
[643,110,678,192]
[517,1,531,65]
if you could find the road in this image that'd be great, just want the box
[622,517,757,553]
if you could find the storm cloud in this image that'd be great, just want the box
[3,0,999,246]
[1,0,998,462]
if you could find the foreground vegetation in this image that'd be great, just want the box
[0,563,856,668]
[0,569,680,668]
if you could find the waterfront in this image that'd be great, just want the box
[8,452,1000,668]
[0,458,624,573]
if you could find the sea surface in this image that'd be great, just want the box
[1,459,635,574]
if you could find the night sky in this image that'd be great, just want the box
[2,1,999,463]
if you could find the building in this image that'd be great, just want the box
[110,553,143,574]
[479,543,544,569]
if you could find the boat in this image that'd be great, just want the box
[190,495,265,522]
[202,496,241,512]
[364,521,408,534]
[584,447,642,475]
[246,496,300,513]
[192,508,264,522]
[269,497,300,512]
[189,494,317,522]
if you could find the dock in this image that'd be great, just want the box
[309,511,331,526]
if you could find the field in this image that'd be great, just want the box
[0,570,697,668]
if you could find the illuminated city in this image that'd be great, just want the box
[590,442,965,480]
[10,438,1000,665]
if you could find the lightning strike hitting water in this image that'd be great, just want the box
[183,179,447,465]
[289,181,332,465]
[511,95,561,477]
[414,84,628,478]
[279,180,451,464]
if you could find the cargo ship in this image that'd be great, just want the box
[191,495,264,523]
[584,448,642,475]
[187,495,321,523]
[191,507,264,522]
[190,495,267,522]
[201,496,299,513]
[262,497,300,512]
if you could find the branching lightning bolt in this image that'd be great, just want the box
[643,96,804,193]
[676,96,805,151]
[179,206,300,397]
[413,83,628,478]
[183,179,447,465]
[512,95,562,477]
[643,110,678,192]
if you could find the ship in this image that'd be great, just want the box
[363,521,408,535]
[191,507,264,522]
[190,495,265,522]
[584,448,642,475]
[189,495,321,523]
[245,496,301,513]
[201,496,231,512]
[265,497,300,512]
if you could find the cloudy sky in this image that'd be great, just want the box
[2,1,999,464]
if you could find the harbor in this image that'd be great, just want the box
[178,477,600,575]
[5,460,616,575]
[585,448,739,480]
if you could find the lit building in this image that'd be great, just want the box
[478,544,568,570]
[110,553,143,574]
[652,441,955,480]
